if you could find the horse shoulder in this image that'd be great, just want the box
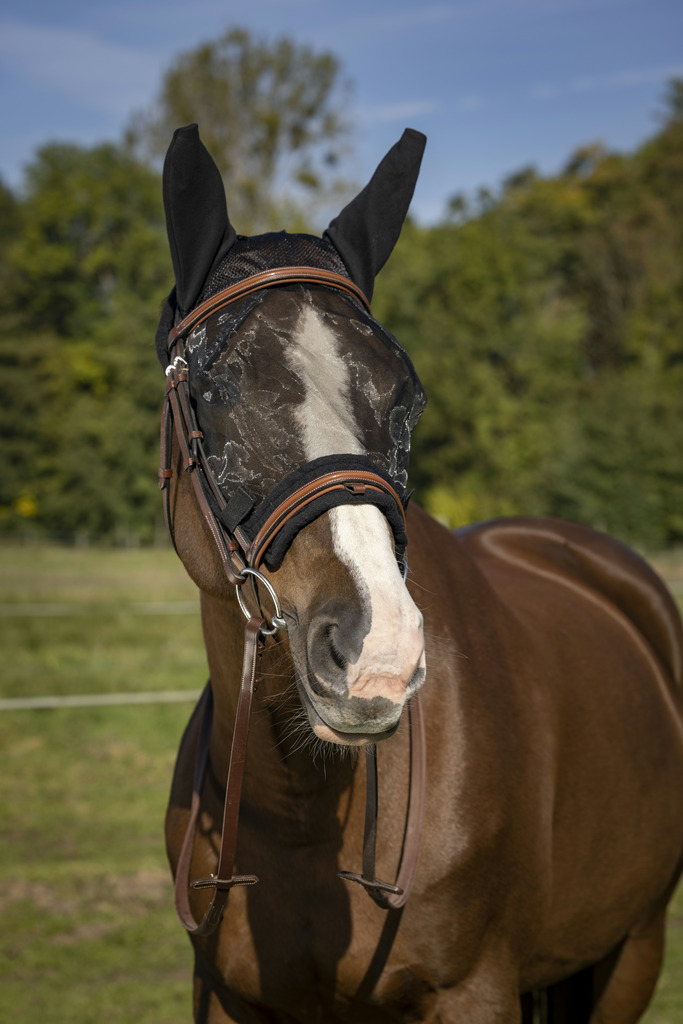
[453,515,683,694]
[403,509,683,985]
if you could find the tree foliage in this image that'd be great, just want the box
[0,143,169,540]
[130,27,351,232]
[2,77,683,550]
[374,81,683,548]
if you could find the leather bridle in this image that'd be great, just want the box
[159,268,411,578]
[159,266,426,936]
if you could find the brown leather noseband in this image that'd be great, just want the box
[160,266,425,935]
[167,265,372,350]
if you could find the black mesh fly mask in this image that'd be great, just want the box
[159,233,426,578]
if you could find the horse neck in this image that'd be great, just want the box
[199,590,355,828]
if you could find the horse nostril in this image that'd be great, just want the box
[306,607,366,694]
[325,624,347,671]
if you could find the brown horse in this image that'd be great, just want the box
[158,125,683,1023]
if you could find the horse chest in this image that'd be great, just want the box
[204,857,357,1017]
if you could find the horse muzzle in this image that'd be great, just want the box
[297,605,426,745]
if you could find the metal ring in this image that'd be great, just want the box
[165,355,189,378]
[235,567,287,636]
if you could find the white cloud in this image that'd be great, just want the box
[0,20,163,118]
[358,100,439,124]
[350,4,471,34]
[530,63,683,104]
[531,84,559,100]
[456,95,485,112]
[353,93,487,127]
[575,64,683,91]
[342,0,638,40]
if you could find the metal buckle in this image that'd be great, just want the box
[165,355,188,378]
[337,870,403,909]
[191,872,259,891]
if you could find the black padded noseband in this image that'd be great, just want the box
[226,454,409,571]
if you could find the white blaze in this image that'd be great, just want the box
[286,303,424,700]
[286,305,364,459]
[330,504,425,699]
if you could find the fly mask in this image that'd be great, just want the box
[157,125,427,591]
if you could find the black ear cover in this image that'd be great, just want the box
[324,128,426,302]
[162,124,237,314]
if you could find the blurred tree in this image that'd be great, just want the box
[374,206,588,527]
[374,79,683,548]
[659,77,683,124]
[0,143,170,540]
[6,142,168,335]
[2,75,683,550]
[129,27,352,232]
[0,178,20,315]
[0,177,18,245]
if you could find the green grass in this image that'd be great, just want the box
[0,706,194,1023]
[0,542,681,1023]
[0,543,201,1023]
[0,543,205,699]
[644,883,683,1024]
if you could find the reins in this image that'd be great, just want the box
[339,694,426,910]
[174,618,263,936]
[160,266,426,934]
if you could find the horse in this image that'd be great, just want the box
[157,124,683,1023]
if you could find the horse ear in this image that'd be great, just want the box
[324,128,426,302]
[162,124,237,314]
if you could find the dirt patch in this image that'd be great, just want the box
[0,868,172,917]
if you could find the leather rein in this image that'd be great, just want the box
[160,266,426,935]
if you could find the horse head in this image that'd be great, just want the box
[157,125,427,745]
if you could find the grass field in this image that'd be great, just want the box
[0,543,201,1023]
[1,541,681,1023]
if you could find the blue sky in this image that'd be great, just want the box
[0,0,681,222]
